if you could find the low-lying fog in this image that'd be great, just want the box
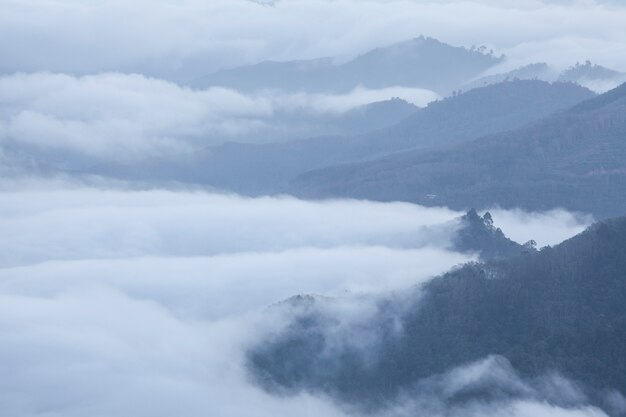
[0,182,594,416]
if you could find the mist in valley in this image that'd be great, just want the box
[1,1,626,416]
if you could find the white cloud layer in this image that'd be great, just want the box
[0,73,269,157]
[0,185,596,417]
[0,186,467,416]
[0,187,462,267]
[0,1,616,414]
[0,73,436,159]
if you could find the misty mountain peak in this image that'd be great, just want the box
[453,209,530,261]
[276,294,321,309]
[356,36,499,60]
[192,36,504,94]
[559,60,624,82]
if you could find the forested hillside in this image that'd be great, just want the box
[291,82,626,219]
[249,215,626,414]
[330,80,594,163]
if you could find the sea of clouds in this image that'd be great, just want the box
[0,182,595,416]
[0,1,619,415]
[0,72,438,161]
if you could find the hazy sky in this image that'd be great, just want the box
[2,0,625,158]
[0,0,625,80]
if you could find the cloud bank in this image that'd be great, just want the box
[0,187,462,267]
[0,183,597,417]
[0,73,437,160]
[0,1,616,415]
[0,185,466,416]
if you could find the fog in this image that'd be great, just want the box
[0,0,619,415]
[0,183,597,416]
[2,1,625,163]
[489,208,593,247]
[0,73,437,160]
[379,355,613,417]
[0,186,591,268]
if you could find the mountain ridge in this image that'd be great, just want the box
[191,36,502,94]
[176,80,594,194]
[289,82,626,219]
[249,214,626,415]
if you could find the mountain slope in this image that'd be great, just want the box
[192,37,502,94]
[559,61,625,82]
[153,80,592,194]
[451,209,532,261]
[558,61,626,93]
[463,61,626,95]
[249,215,626,413]
[331,80,594,163]
[329,97,419,135]
[462,62,554,91]
[290,82,626,219]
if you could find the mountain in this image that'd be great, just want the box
[41,81,595,196]
[462,63,554,91]
[463,61,626,94]
[559,61,626,93]
[290,82,626,219]
[0,97,416,184]
[329,80,594,163]
[451,209,532,261]
[79,80,593,194]
[150,80,592,195]
[330,97,419,134]
[559,61,624,83]
[248,215,626,415]
[191,37,503,95]
[215,97,420,142]
[191,57,336,92]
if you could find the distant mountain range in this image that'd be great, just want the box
[227,96,422,142]
[249,213,626,416]
[0,97,417,176]
[328,80,594,163]
[463,62,554,91]
[466,61,626,93]
[191,35,625,96]
[9,77,626,220]
[559,61,625,84]
[191,36,503,95]
[151,80,592,194]
[290,82,626,219]
[49,79,598,203]
[331,97,419,135]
